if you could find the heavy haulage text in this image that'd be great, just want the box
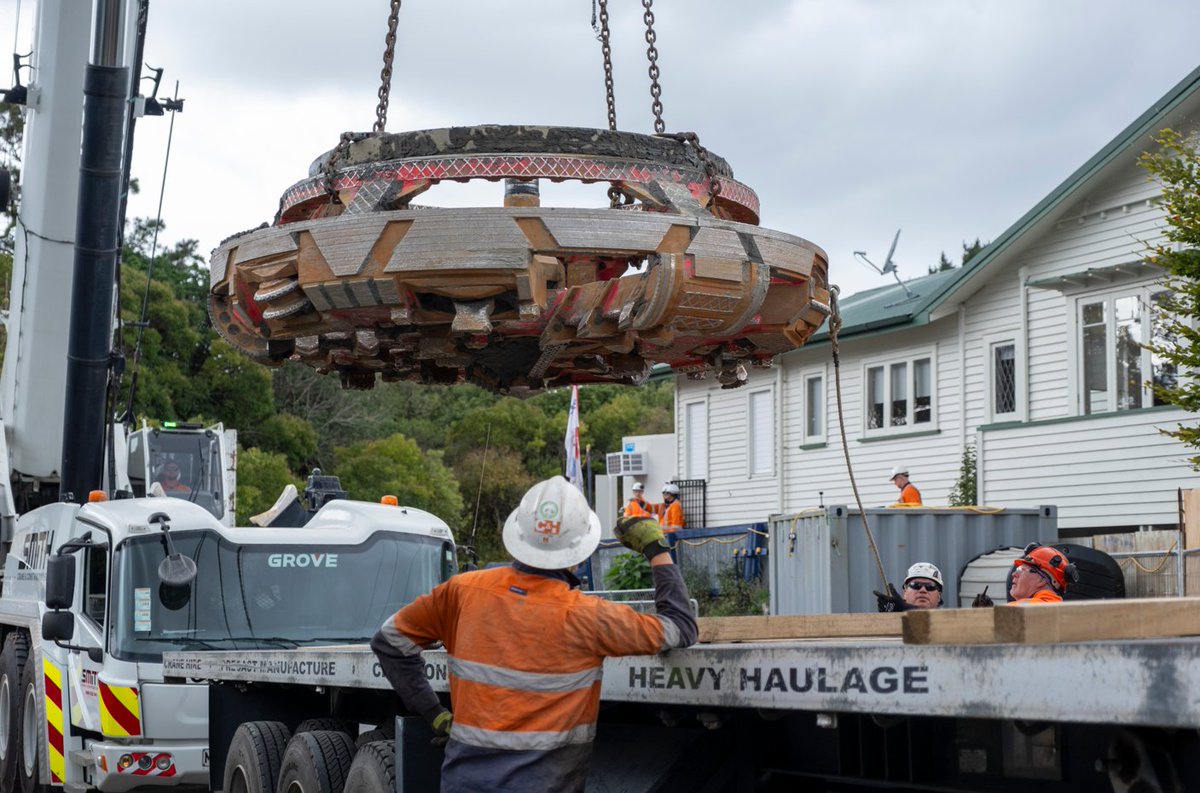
[627,665,929,695]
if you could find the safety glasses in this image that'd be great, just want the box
[907,581,940,593]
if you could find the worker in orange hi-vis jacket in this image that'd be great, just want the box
[622,481,652,518]
[370,477,697,793]
[658,482,685,532]
[888,465,922,506]
[971,543,1078,607]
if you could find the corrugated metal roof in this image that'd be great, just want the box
[809,266,967,342]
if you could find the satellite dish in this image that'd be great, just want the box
[853,228,914,299]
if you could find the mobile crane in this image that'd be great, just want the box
[0,3,458,791]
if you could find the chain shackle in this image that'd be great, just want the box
[642,0,665,134]
[373,0,403,134]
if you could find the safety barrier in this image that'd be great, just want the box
[580,523,768,593]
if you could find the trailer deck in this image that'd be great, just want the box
[164,635,1200,729]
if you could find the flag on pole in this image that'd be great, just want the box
[564,386,584,491]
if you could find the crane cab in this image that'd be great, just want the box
[124,423,237,526]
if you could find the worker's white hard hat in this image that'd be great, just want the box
[662,483,681,496]
[905,562,943,587]
[502,476,601,569]
[631,482,645,492]
[889,465,909,480]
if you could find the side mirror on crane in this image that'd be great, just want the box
[45,554,76,610]
[151,512,197,610]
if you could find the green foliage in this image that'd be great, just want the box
[1139,129,1200,465]
[948,444,977,506]
[453,446,536,563]
[249,413,319,472]
[929,238,988,275]
[445,398,561,478]
[684,564,768,617]
[235,446,301,525]
[604,553,651,590]
[333,432,464,523]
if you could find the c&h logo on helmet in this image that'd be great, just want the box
[535,500,562,538]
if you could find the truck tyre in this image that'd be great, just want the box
[223,721,291,793]
[277,730,355,793]
[0,632,30,792]
[344,740,396,793]
[16,655,47,793]
[353,724,395,750]
[294,718,358,740]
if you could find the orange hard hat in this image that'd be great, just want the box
[1013,543,1077,592]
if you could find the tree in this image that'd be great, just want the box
[333,432,464,522]
[236,446,301,524]
[930,238,988,274]
[452,446,537,562]
[1139,129,1200,464]
[947,444,977,506]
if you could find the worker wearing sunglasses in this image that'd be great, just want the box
[875,562,944,611]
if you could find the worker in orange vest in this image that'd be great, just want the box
[370,477,697,793]
[972,543,1077,606]
[889,465,921,506]
[623,481,652,518]
[658,482,685,532]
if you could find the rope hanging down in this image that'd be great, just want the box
[829,286,891,591]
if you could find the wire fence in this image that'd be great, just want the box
[1103,545,1200,599]
[580,523,768,592]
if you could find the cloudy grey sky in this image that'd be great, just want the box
[6,0,1200,297]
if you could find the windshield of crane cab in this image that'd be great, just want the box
[110,529,455,662]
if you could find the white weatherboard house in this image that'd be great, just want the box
[675,66,1200,535]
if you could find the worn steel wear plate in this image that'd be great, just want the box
[164,638,1200,729]
[210,125,829,394]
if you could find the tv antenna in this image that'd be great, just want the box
[853,228,914,299]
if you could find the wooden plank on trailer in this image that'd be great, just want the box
[902,608,998,645]
[993,597,1200,645]
[698,614,901,643]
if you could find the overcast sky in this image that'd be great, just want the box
[5,0,1200,297]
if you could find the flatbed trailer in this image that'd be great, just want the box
[165,637,1200,792]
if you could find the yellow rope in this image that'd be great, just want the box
[1114,540,1179,574]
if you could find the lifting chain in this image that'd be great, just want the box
[374,0,403,134]
[593,0,626,208]
[323,132,356,204]
[642,0,665,134]
[656,131,723,201]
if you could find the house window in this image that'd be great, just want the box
[865,355,935,433]
[1078,288,1174,415]
[748,389,774,476]
[804,373,824,442]
[685,400,708,479]
[992,342,1017,416]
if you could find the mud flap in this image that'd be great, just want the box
[394,716,443,792]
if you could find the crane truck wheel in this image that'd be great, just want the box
[0,632,30,791]
[343,740,396,793]
[16,655,47,793]
[277,730,356,793]
[294,718,358,740]
[223,721,291,793]
[353,724,395,750]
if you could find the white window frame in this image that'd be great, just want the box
[1071,284,1174,416]
[684,399,709,480]
[747,388,775,478]
[861,350,937,436]
[985,334,1024,422]
[800,365,826,444]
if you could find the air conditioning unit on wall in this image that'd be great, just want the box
[606,452,647,476]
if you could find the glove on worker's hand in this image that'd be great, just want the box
[874,583,906,613]
[430,709,453,747]
[971,586,994,608]
[614,516,670,562]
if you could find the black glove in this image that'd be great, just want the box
[971,586,994,608]
[874,583,906,613]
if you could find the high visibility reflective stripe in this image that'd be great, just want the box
[99,683,141,737]
[452,722,597,751]
[379,616,424,656]
[657,615,682,649]
[448,656,602,693]
[43,658,66,784]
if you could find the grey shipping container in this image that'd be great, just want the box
[768,505,1057,614]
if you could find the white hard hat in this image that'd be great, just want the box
[905,562,943,587]
[502,476,601,569]
[631,482,645,492]
[662,483,680,496]
[889,465,909,480]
